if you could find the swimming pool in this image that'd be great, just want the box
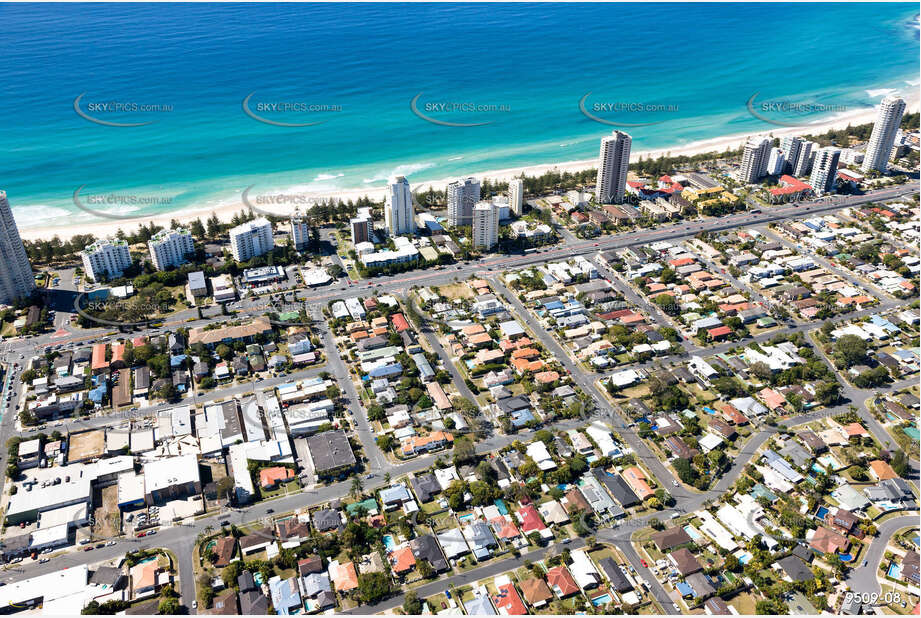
[494,499,508,515]
[703,407,717,415]
[888,562,901,578]
[591,594,612,607]
[839,553,853,562]
[811,463,825,475]
[904,425,920,441]
[683,525,702,541]
[383,535,396,552]
[458,513,475,523]
[815,506,829,520]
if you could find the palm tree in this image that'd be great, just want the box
[350,475,363,499]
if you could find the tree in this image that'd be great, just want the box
[215,343,233,361]
[452,436,476,466]
[357,572,394,604]
[417,559,435,579]
[891,450,909,477]
[157,597,182,615]
[833,334,867,367]
[403,592,423,615]
[350,475,364,498]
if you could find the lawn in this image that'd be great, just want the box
[437,282,474,300]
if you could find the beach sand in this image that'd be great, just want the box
[20,91,919,242]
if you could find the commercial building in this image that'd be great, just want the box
[0,191,35,304]
[738,137,771,183]
[595,130,631,204]
[809,147,841,195]
[143,454,202,504]
[81,238,132,282]
[472,200,500,250]
[187,271,208,298]
[862,95,906,173]
[306,430,356,477]
[384,175,414,236]
[508,178,524,216]
[147,228,194,270]
[229,217,274,261]
[446,177,481,227]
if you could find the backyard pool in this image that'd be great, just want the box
[458,513,475,523]
[815,506,829,520]
[839,553,853,562]
[683,525,702,541]
[904,425,920,441]
[888,562,902,578]
[494,499,508,515]
[383,535,396,552]
[591,594,612,607]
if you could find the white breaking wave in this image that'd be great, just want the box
[362,161,436,184]
[313,172,344,181]
[866,88,897,98]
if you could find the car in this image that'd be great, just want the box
[640,559,648,567]
[39,558,50,563]
[672,480,679,487]
[136,532,147,538]
[95,543,105,549]
[862,560,868,567]
[560,538,571,545]
[192,601,198,609]
[220,520,231,527]
[107,541,117,547]
[83,545,94,552]
[673,603,680,612]
[265,509,274,514]
[147,530,157,536]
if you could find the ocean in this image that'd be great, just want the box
[1,2,918,230]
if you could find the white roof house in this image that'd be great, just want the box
[526,441,556,471]
[569,549,602,590]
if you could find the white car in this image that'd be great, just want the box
[672,480,679,487]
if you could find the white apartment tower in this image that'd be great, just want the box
[793,141,816,177]
[82,238,132,282]
[595,131,631,204]
[472,200,500,251]
[508,178,524,216]
[229,217,274,262]
[446,177,481,227]
[738,137,771,183]
[384,176,414,236]
[809,147,841,195]
[766,147,785,176]
[148,228,194,271]
[290,215,310,251]
[861,95,906,174]
[780,135,803,174]
[0,191,35,304]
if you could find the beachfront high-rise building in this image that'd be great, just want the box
[793,141,816,177]
[290,214,310,251]
[508,178,524,216]
[861,95,906,174]
[0,191,35,304]
[384,176,414,236]
[229,217,274,262]
[446,177,481,228]
[350,213,372,245]
[780,135,803,174]
[766,148,785,176]
[148,228,194,271]
[809,147,841,195]
[472,200,500,251]
[737,137,771,183]
[82,238,132,282]
[595,130,631,204]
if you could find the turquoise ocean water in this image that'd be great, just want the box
[0,2,918,229]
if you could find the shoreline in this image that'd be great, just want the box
[19,91,920,242]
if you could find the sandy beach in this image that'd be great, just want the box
[19,90,919,243]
